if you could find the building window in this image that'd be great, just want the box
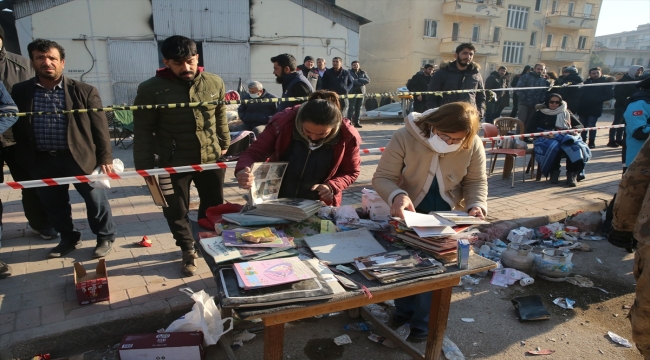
[534,0,542,12]
[546,34,553,47]
[567,2,574,16]
[584,3,594,18]
[530,31,537,46]
[614,58,625,67]
[421,59,436,68]
[636,58,645,65]
[608,38,616,46]
[452,23,460,41]
[493,27,501,42]
[502,41,525,63]
[424,19,437,38]
[578,36,587,49]
[507,5,529,29]
[551,1,558,14]
[472,26,481,42]
[631,58,637,65]
[561,35,568,49]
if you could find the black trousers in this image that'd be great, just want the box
[551,151,585,173]
[0,144,52,231]
[160,169,225,251]
[31,152,115,244]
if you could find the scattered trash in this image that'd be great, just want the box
[335,265,355,274]
[565,275,594,288]
[344,321,375,331]
[579,232,606,241]
[364,304,390,323]
[314,312,341,319]
[565,226,579,233]
[491,268,533,288]
[539,223,563,239]
[462,275,481,285]
[368,332,395,348]
[512,295,551,321]
[521,341,526,346]
[32,355,50,360]
[607,331,632,348]
[553,298,575,309]
[136,235,152,247]
[507,227,534,243]
[394,323,411,340]
[233,330,256,342]
[527,349,555,355]
[548,338,556,342]
[334,334,352,345]
[442,336,466,360]
[613,314,619,317]
[461,318,475,323]
[598,349,604,354]
[231,340,244,348]
[383,300,395,306]
[596,258,603,264]
[623,305,631,309]
[593,287,609,294]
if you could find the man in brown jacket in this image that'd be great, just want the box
[611,138,650,359]
[11,39,115,259]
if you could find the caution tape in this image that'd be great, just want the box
[0,80,638,118]
[0,124,625,191]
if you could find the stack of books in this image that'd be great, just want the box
[353,250,446,284]
[198,228,298,265]
[247,198,322,222]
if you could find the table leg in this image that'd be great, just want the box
[264,323,285,360]
[424,285,454,360]
[502,156,513,179]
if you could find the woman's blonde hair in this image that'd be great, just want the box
[414,102,480,149]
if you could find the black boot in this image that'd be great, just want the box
[549,170,561,184]
[566,171,577,187]
[353,122,362,128]
[93,240,114,258]
[48,239,83,258]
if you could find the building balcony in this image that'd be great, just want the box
[442,0,504,19]
[545,11,597,30]
[439,37,500,56]
[540,47,591,62]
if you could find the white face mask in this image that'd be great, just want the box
[249,93,259,99]
[428,133,461,153]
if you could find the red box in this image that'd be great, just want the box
[118,332,204,360]
[74,259,110,306]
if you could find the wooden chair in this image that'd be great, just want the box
[484,118,528,188]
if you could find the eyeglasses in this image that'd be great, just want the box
[435,131,465,144]
[548,101,561,104]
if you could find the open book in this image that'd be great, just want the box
[245,162,321,221]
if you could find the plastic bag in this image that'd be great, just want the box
[89,158,124,189]
[164,288,233,346]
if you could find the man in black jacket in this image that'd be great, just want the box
[272,53,313,112]
[347,61,369,128]
[609,65,644,148]
[578,67,614,148]
[509,65,531,117]
[11,39,116,259]
[407,64,434,113]
[554,65,583,114]
[426,43,485,117]
[0,25,56,241]
[484,66,509,124]
[322,57,353,112]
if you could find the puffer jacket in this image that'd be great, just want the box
[554,73,583,113]
[238,90,278,127]
[0,48,34,146]
[516,72,550,106]
[613,136,650,244]
[578,76,614,117]
[426,60,485,117]
[133,68,230,170]
[615,73,640,109]
[485,71,510,105]
[350,69,370,94]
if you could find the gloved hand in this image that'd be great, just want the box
[608,229,637,253]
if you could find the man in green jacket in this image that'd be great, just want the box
[133,36,229,277]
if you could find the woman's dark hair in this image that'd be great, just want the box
[521,65,532,75]
[415,102,479,150]
[161,36,197,61]
[547,71,558,80]
[544,93,563,107]
[27,39,65,61]
[299,90,342,127]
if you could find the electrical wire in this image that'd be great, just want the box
[80,36,95,82]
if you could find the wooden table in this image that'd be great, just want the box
[226,255,496,360]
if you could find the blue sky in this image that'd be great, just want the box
[595,0,650,36]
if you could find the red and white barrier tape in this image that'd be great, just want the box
[0,124,625,191]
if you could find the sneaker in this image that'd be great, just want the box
[31,227,59,240]
[407,327,428,343]
[0,260,12,279]
[354,123,363,128]
[48,240,83,258]
[181,250,199,277]
[92,240,113,258]
[606,141,619,148]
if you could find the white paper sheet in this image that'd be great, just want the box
[403,210,454,227]
[304,228,386,265]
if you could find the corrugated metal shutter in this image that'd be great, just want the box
[107,40,159,105]
[13,0,74,19]
[202,42,250,91]
[152,0,249,42]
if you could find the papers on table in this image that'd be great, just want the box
[304,228,386,265]
[403,210,455,227]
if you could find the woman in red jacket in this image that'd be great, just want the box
[235,91,361,206]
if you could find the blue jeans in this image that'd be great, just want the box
[394,291,433,332]
[580,115,599,143]
[31,152,115,244]
[347,97,363,123]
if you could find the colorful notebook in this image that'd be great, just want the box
[232,257,317,290]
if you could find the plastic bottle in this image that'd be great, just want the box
[394,323,411,340]
[343,321,376,331]
[365,304,390,323]
[442,336,465,360]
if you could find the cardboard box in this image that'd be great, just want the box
[118,332,204,360]
[74,259,110,306]
[361,189,391,220]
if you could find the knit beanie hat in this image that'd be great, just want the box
[304,56,314,62]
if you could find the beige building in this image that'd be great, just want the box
[336,0,602,93]
[594,23,650,73]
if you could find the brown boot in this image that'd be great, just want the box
[181,250,199,277]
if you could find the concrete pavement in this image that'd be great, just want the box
[0,114,637,359]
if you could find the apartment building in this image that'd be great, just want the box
[336,0,602,92]
[594,24,650,73]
